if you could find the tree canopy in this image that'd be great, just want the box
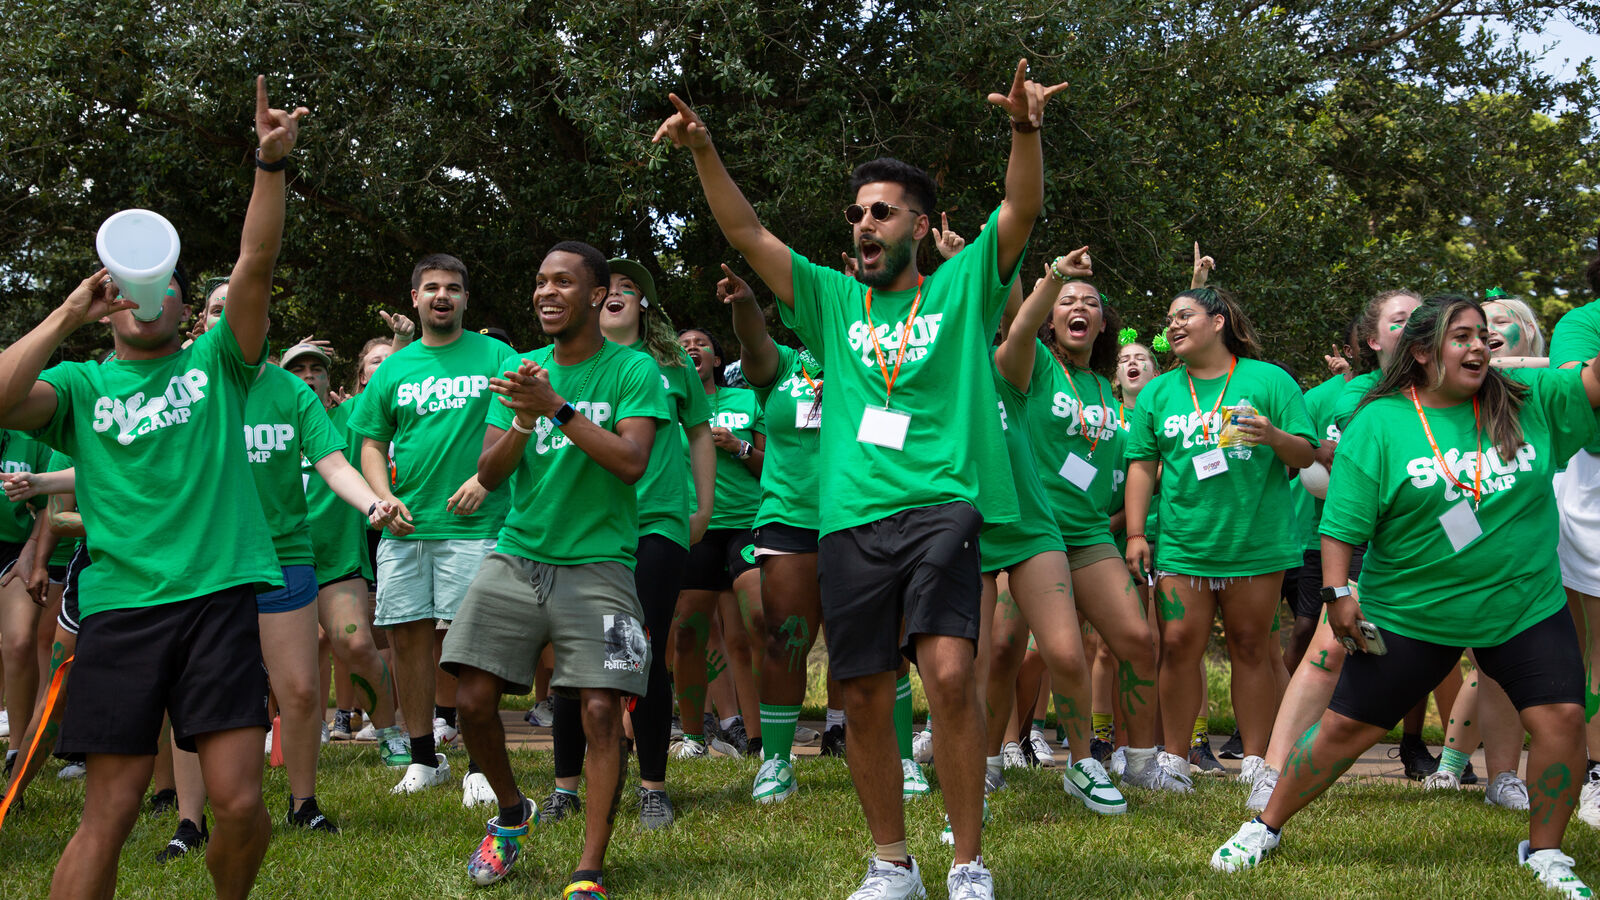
[3,0,1596,384]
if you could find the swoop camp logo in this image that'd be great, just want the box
[92,370,209,446]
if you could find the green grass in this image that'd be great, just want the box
[0,743,1589,899]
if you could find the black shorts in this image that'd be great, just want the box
[47,564,67,585]
[59,585,269,754]
[681,528,757,591]
[754,522,821,556]
[818,501,982,680]
[318,569,365,590]
[1291,545,1367,621]
[57,544,89,636]
[1329,607,1583,728]
[0,540,23,580]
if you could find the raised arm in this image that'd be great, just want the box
[225,77,308,365]
[0,269,133,430]
[719,265,779,387]
[995,249,1090,391]
[986,60,1069,284]
[654,95,795,307]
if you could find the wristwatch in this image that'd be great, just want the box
[1320,585,1353,605]
[552,402,577,426]
[735,440,752,459]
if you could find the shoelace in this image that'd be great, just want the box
[640,792,669,817]
[857,861,909,899]
[948,865,989,897]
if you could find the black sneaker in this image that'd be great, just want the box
[637,786,674,830]
[1189,740,1226,776]
[1019,734,1038,767]
[710,717,747,757]
[148,788,178,817]
[1089,737,1114,764]
[541,789,581,823]
[1391,735,1439,781]
[1461,761,1479,785]
[156,817,208,862]
[286,796,340,834]
[1218,729,1244,760]
[746,736,763,759]
[820,724,847,759]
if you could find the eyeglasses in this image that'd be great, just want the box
[1165,310,1210,328]
[845,202,922,225]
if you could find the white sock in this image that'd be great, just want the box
[826,708,845,728]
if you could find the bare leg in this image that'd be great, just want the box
[193,727,272,900]
[388,619,439,749]
[841,671,903,847]
[1260,710,1386,829]
[1155,576,1218,755]
[455,666,518,804]
[0,578,42,748]
[4,624,75,800]
[577,688,625,873]
[1216,574,1287,758]
[1005,552,1091,761]
[1522,703,1585,849]
[671,590,717,734]
[258,603,322,804]
[318,580,395,729]
[1264,615,1344,772]
[49,752,157,899]
[918,634,985,864]
[1075,559,1159,747]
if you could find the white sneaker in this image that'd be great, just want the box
[391,753,451,794]
[353,722,379,742]
[902,758,931,799]
[1122,748,1193,793]
[1001,741,1026,769]
[1246,764,1279,812]
[1520,840,1593,898]
[672,737,708,759]
[57,761,87,780]
[1486,770,1530,811]
[264,725,274,755]
[1578,778,1600,828]
[912,728,935,764]
[939,798,990,847]
[846,856,926,900]
[1064,758,1126,815]
[524,698,556,728]
[0,709,9,738]
[1109,746,1127,777]
[794,724,821,744]
[946,859,994,900]
[462,770,497,807]
[1027,728,1056,768]
[1211,819,1280,872]
[752,757,797,804]
[432,716,458,746]
[1238,754,1267,785]
[1422,769,1461,790]
[320,720,330,746]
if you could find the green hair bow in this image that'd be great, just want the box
[1152,333,1171,353]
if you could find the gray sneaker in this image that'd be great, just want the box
[1485,770,1530,811]
[984,765,1007,795]
[1246,764,1278,812]
[540,789,581,823]
[637,786,675,830]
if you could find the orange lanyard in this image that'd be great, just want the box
[863,277,924,406]
[1117,402,1128,429]
[1409,387,1483,510]
[1059,359,1109,456]
[1185,358,1237,442]
[800,364,821,398]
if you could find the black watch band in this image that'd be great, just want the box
[552,402,577,426]
[255,149,289,172]
[1320,585,1353,605]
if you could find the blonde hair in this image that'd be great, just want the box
[1485,295,1545,356]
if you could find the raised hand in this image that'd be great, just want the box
[378,310,416,340]
[840,252,859,279]
[256,75,309,164]
[1324,345,1351,376]
[1191,241,1215,289]
[63,267,135,329]
[293,336,335,354]
[490,359,564,427]
[986,59,1069,129]
[1059,245,1092,278]
[652,93,712,151]
[716,264,756,305]
[931,213,966,260]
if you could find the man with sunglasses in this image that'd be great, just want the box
[655,59,1066,900]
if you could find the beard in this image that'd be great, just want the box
[854,238,915,289]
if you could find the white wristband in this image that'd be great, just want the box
[508,417,535,435]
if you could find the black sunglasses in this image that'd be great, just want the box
[844,202,922,225]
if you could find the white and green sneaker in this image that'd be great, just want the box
[752,757,797,804]
[940,798,989,846]
[1064,758,1126,815]
[1520,840,1594,898]
[378,726,411,769]
[1211,819,1280,872]
[902,759,931,799]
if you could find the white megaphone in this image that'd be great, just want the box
[96,209,181,322]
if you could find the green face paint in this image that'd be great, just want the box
[1157,587,1184,622]
[49,641,67,676]
[705,648,728,683]
[1285,721,1355,799]
[344,623,358,634]
[779,615,810,673]
[1117,661,1154,717]
[1498,321,1523,352]
[1532,762,1574,826]
[1309,650,1331,672]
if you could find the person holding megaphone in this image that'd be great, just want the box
[0,77,306,900]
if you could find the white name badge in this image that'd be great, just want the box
[1194,448,1229,480]
[1059,453,1097,491]
[795,400,821,429]
[857,406,911,451]
[1438,500,1483,553]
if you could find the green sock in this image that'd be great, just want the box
[1031,718,1046,734]
[1092,713,1114,742]
[894,675,914,759]
[759,703,801,762]
[1439,746,1470,778]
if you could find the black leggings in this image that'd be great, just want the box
[553,534,686,783]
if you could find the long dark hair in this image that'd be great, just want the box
[1038,281,1123,376]
[1361,294,1528,462]
[1172,287,1261,359]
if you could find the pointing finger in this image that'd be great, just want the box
[256,75,268,118]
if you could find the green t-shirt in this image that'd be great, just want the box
[487,342,669,567]
[246,365,344,568]
[348,330,513,540]
[981,361,1063,571]
[1332,370,1380,434]
[1322,368,1600,645]
[778,206,1020,535]
[706,385,765,529]
[626,340,711,550]
[749,344,823,531]
[306,400,373,584]
[33,321,282,618]
[1125,357,1318,576]
[1022,342,1126,546]
[1551,300,1600,455]
[0,430,51,543]
[1300,374,1349,550]
[44,450,79,566]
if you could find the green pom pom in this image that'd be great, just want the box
[1118,328,1138,346]
[1152,334,1171,353]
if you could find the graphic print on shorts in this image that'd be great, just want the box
[602,613,648,674]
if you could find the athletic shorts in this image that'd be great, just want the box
[57,544,89,636]
[680,528,757,591]
[1291,545,1368,620]
[59,585,270,754]
[255,564,319,614]
[1558,450,1600,596]
[753,522,820,558]
[818,501,982,680]
[374,537,496,627]
[47,564,67,586]
[1065,542,1122,572]
[317,569,365,590]
[440,553,649,698]
[1329,607,1583,728]
[0,540,23,580]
